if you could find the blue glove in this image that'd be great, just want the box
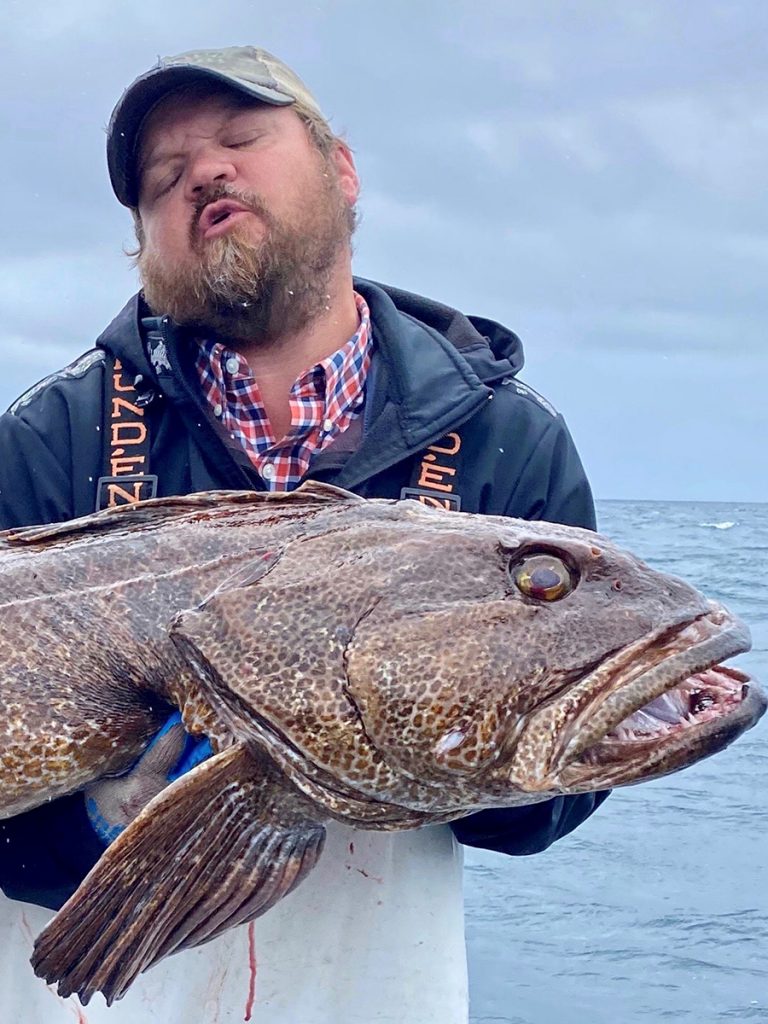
[85,713,213,844]
[163,712,214,781]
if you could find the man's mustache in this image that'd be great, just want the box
[190,186,273,241]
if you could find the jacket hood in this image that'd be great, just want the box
[95,292,157,381]
[360,279,524,384]
[96,280,525,387]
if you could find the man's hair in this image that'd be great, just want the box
[293,96,339,158]
[128,85,353,254]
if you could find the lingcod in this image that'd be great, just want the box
[0,483,762,1005]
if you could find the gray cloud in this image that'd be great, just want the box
[2,0,766,499]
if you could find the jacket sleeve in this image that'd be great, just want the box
[450,412,609,856]
[0,404,109,909]
[0,411,75,528]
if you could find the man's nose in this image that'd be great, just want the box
[184,151,237,200]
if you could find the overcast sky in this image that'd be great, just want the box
[2,0,766,501]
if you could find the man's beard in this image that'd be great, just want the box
[137,164,355,345]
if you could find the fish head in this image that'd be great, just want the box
[340,502,765,800]
[173,496,764,810]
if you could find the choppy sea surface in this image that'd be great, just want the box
[465,500,768,1024]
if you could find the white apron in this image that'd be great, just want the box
[0,823,468,1024]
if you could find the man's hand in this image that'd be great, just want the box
[84,712,212,844]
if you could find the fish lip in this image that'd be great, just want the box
[556,606,765,782]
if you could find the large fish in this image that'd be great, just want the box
[0,483,762,1004]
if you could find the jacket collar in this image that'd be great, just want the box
[96,278,525,391]
[94,280,524,488]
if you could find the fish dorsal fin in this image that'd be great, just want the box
[3,483,362,548]
[268,480,364,505]
[2,492,252,547]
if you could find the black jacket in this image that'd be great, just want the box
[0,278,608,910]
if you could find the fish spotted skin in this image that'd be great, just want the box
[0,482,762,1004]
[169,489,762,819]
[0,482,763,822]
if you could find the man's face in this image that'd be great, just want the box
[134,88,359,342]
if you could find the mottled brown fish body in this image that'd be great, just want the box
[0,490,324,815]
[0,483,761,1005]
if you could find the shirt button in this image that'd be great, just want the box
[262,464,275,480]
[213,403,223,417]
[323,419,333,433]
[225,357,239,374]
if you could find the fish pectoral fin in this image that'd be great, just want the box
[31,744,325,1007]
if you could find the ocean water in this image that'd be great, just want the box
[465,500,768,1024]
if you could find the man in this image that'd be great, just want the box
[0,46,607,1023]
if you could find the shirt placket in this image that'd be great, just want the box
[194,293,371,491]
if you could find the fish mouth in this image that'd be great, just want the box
[565,665,761,787]
[533,604,766,790]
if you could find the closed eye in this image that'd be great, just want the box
[223,132,263,149]
[156,172,181,197]
[145,165,182,201]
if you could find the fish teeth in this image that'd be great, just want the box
[639,691,687,724]
[628,709,666,732]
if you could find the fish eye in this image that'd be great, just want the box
[510,553,575,601]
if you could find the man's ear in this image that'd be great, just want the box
[331,140,360,206]
[128,208,145,258]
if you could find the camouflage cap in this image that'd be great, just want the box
[107,46,325,208]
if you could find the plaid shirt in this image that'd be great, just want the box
[195,293,372,490]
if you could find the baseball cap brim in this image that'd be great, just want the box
[108,65,295,208]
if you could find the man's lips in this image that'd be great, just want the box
[197,200,253,239]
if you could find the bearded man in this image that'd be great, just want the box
[0,47,607,1024]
